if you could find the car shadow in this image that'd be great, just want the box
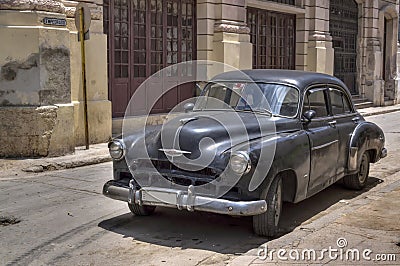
[278,176,381,234]
[98,176,381,255]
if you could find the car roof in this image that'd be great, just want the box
[211,69,349,93]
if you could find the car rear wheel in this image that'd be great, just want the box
[343,152,370,190]
[253,177,282,237]
[128,203,156,216]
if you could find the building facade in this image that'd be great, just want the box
[0,0,399,157]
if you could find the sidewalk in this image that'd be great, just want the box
[0,143,111,178]
[358,104,400,117]
[230,172,400,265]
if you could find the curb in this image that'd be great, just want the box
[360,107,400,117]
[22,155,112,173]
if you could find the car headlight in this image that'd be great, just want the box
[230,151,251,174]
[108,140,125,160]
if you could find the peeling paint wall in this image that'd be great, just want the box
[0,53,40,105]
[39,45,71,105]
[0,46,71,106]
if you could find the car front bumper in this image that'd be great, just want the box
[103,180,267,216]
[381,147,388,158]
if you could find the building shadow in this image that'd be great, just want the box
[98,176,381,255]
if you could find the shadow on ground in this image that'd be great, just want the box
[99,177,381,255]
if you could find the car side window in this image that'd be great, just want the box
[303,89,328,118]
[329,88,352,115]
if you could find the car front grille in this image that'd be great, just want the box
[150,160,219,186]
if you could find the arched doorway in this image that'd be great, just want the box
[329,0,359,95]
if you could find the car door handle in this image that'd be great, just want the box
[328,120,337,127]
[352,117,360,124]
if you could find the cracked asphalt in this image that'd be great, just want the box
[1,111,399,265]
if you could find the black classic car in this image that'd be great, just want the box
[103,70,387,237]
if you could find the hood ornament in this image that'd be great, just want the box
[159,148,191,157]
[180,117,198,125]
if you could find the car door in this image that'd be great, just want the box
[328,86,359,176]
[303,87,340,196]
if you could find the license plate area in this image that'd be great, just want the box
[141,189,178,205]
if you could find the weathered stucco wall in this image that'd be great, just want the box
[0,0,111,157]
[0,1,75,157]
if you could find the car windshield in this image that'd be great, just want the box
[194,82,299,117]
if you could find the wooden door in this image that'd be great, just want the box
[104,0,196,118]
[247,8,296,70]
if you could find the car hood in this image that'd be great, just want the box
[124,111,300,165]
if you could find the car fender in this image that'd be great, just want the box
[348,121,385,172]
[243,130,310,203]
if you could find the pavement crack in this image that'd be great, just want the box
[0,215,21,226]
[19,179,102,196]
[5,210,123,265]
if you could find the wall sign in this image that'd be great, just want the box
[42,18,67,27]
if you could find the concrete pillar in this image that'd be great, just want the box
[213,21,253,70]
[357,0,378,103]
[397,42,400,104]
[197,0,252,72]
[0,0,75,157]
[295,10,308,71]
[379,2,398,105]
[197,0,215,62]
[306,0,334,74]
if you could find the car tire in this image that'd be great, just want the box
[253,177,282,237]
[128,203,156,216]
[343,152,370,190]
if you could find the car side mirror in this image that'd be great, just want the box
[184,102,194,113]
[303,110,316,122]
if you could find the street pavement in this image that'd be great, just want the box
[1,110,400,265]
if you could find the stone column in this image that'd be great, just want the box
[379,2,398,105]
[305,0,334,74]
[397,42,400,104]
[197,0,252,72]
[359,0,384,106]
[63,0,111,146]
[0,0,75,157]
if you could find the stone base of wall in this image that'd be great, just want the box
[112,114,175,137]
[0,104,75,157]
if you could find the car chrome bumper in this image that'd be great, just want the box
[381,147,388,158]
[103,180,267,216]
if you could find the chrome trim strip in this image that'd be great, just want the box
[311,139,339,151]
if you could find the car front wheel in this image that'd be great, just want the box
[128,203,156,216]
[343,152,370,190]
[253,177,282,237]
